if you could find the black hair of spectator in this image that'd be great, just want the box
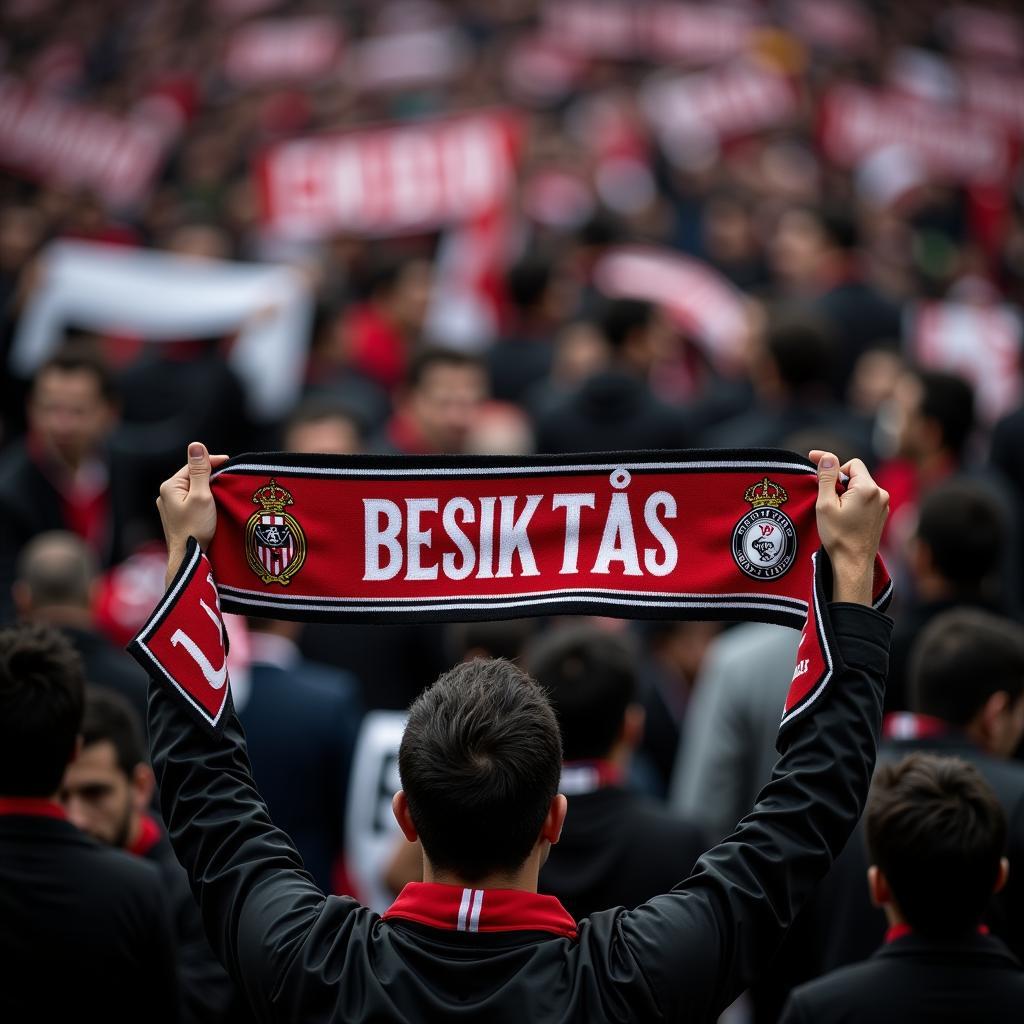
[577,211,625,249]
[818,205,860,251]
[0,624,85,797]
[448,619,537,664]
[81,688,146,777]
[600,298,656,352]
[525,625,636,763]
[399,658,562,881]
[866,753,1006,939]
[915,480,1005,591]
[506,255,553,312]
[34,344,118,404]
[765,313,836,390]
[909,609,1024,726]
[285,393,367,441]
[918,369,975,457]
[405,346,484,390]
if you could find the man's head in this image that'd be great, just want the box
[757,314,836,399]
[60,689,152,848]
[13,531,98,623]
[894,369,975,465]
[866,753,1007,939]
[599,298,668,375]
[405,348,487,454]
[368,256,433,336]
[0,624,85,797]
[395,658,564,883]
[770,205,857,286]
[525,625,641,763]
[28,346,118,469]
[284,394,364,455]
[909,609,1024,758]
[911,481,1005,599]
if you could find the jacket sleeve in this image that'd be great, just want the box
[147,676,357,1018]
[616,602,891,1021]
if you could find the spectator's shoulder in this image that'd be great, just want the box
[785,957,888,1017]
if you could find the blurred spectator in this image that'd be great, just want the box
[802,610,1024,979]
[239,616,362,892]
[530,625,707,919]
[534,299,691,453]
[0,624,178,1023]
[705,313,873,459]
[13,530,149,726]
[283,393,366,455]
[375,347,488,455]
[886,480,1009,711]
[781,754,1023,1024]
[61,689,235,1024]
[339,257,434,395]
[768,205,901,396]
[0,347,122,621]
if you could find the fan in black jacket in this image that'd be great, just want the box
[140,443,891,1024]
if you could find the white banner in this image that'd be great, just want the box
[223,17,345,86]
[10,241,313,421]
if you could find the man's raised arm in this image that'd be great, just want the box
[613,452,892,1019]
[138,443,349,1013]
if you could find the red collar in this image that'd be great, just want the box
[383,882,578,940]
[882,712,955,741]
[0,797,67,820]
[559,759,623,795]
[886,922,989,944]
[127,813,163,857]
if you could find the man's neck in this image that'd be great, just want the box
[424,857,541,894]
[28,606,94,631]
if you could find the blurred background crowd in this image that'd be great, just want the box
[2,1,1024,1021]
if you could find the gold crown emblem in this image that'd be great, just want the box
[251,479,294,514]
[744,476,788,508]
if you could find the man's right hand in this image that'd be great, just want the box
[808,450,889,606]
[157,442,230,587]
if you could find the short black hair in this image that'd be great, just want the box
[867,753,1006,938]
[0,624,85,796]
[399,659,562,881]
[526,625,636,762]
[285,393,365,440]
[81,688,146,776]
[918,370,975,457]
[600,298,656,352]
[406,347,484,390]
[915,480,1005,590]
[909,609,1024,726]
[34,344,118,404]
[506,256,553,312]
[766,314,835,390]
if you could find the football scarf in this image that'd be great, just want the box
[128,449,892,735]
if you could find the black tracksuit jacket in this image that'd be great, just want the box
[148,601,891,1023]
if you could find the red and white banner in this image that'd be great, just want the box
[593,246,748,369]
[909,301,1023,426]
[642,60,799,147]
[962,67,1024,138]
[204,450,892,630]
[223,17,345,86]
[257,110,521,239]
[940,6,1024,65]
[0,76,172,206]
[818,84,1014,184]
[542,1,756,63]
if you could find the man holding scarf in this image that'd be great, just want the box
[137,441,890,1023]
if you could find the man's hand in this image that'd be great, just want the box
[157,442,230,587]
[808,450,889,606]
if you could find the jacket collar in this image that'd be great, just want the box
[0,797,66,820]
[877,929,1020,968]
[383,882,578,940]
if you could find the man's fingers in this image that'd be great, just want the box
[187,442,213,495]
[812,451,840,507]
[210,454,230,468]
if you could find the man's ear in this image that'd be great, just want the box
[995,857,1010,895]
[392,791,419,843]
[620,703,645,753]
[131,763,155,816]
[972,691,1011,752]
[11,581,32,618]
[541,793,568,846]
[868,864,892,908]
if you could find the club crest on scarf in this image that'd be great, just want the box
[731,476,798,580]
[245,479,307,586]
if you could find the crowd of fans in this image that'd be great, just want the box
[2,1,1024,1021]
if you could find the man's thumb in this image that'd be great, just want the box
[816,453,839,505]
[188,442,212,489]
